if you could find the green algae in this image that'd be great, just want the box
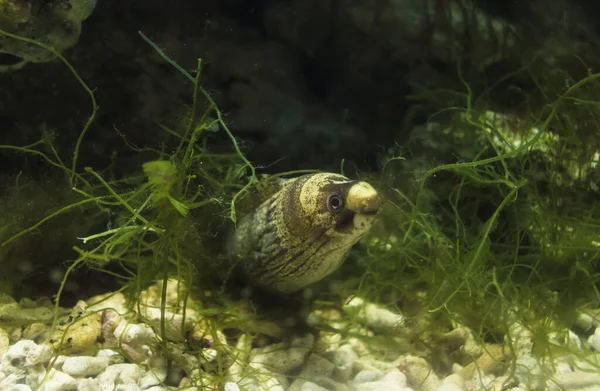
[333,57,600,381]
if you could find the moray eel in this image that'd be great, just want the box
[227,173,380,293]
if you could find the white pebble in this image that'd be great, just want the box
[249,334,313,373]
[331,344,357,382]
[96,349,124,364]
[574,312,594,331]
[37,368,77,391]
[113,321,156,347]
[0,328,9,357]
[62,356,109,377]
[383,369,408,387]
[437,374,465,391]
[115,384,141,391]
[343,297,405,331]
[26,344,53,367]
[1,341,31,371]
[78,378,100,391]
[551,372,600,389]
[288,354,335,391]
[97,364,141,391]
[514,356,544,389]
[224,382,241,391]
[352,370,408,391]
[549,329,582,351]
[140,307,198,342]
[354,370,380,383]
[588,327,600,352]
[300,381,330,391]
[139,355,168,389]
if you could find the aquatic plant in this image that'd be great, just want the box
[328,51,600,384]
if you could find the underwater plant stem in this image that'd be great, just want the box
[138,31,195,82]
[428,180,527,313]
[51,257,86,330]
[0,198,96,248]
[84,167,152,226]
[138,30,258,223]
[181,59,205,158]
[0,29,98,188]
[465,180,525,275]
[0,144,83,183]
[160,264,168,349]
[76,225,158,244]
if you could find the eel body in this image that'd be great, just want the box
[227,173,380,293]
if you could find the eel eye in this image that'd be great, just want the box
[327,192,345,214]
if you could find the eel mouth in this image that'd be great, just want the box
[346,181,382,214]
[332,209,378,234]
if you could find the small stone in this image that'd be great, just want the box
[438,374,466,391]
[1,340,52,372]
[48,302,102,355]
[78,378,100,391]
[188,318,227,351]
[331,345,357,382]
[113,321,156,347]
[382,369,408,387]
[514,356,544,389]
[354,370,380,384]
[588,327,600,352]
[86,293,129,315]
[22,323,47,342]
[0,373,21,388]
[486,376,514,391]
[343,297,405,332]
[26,343,53,366]
[300,381,330,391]
[289,354,335,391]
[249,334,313,373]
[0,328,11,357]
[549,329,582,351]
[114,385,141,391]
[139,355,168,389]
[97,364,141,391]
[139,307,198,343]
[398,356,441,391]
[457,344,510,380]
[112,321,157,361]
[62,356,109,377]
[237,369,287,391]
[100,309,121,345]
[37,368,77,391]
[550,372,600,389]
[352,368,408,391]
[574,312,594,332]
[224,382,241,391]
[96,349,125,364]
[451,363,463,373]
[506,323,532,358]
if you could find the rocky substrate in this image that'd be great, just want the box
[1,280,600,391]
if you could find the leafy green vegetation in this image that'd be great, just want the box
[332,55,600,378]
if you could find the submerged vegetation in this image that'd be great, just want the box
[1,18,600,388]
